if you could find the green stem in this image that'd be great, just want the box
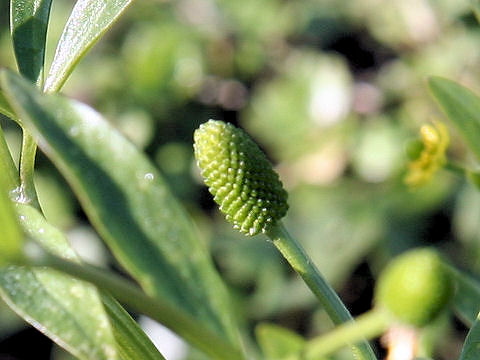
[19,131,40,209]
[266,222,377,360]
[30,252,244,360]
[302,309,390,359]
[0,125,19,190]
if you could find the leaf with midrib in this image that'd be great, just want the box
[4,203,165,360]
[11,0,53,85]
[1,70,240,346]
[101,295,166,360]
[0,204,120,360]
[44,0,133,93]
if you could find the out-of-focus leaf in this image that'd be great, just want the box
[287,184,382,286]
[1,70,239,345]
[0,90,18,122]
[0,123,19,192]
[44,0,133,93]
[459,314,480,360]
[472,0,480,23]
[0,204,119,360]
[122,23,204,106]
[428,77,480,161]
[10,0,53,85]
[35,171,76,229]
[448,266,480,326]
[9,203,165,360]
[0,167,22,266]
[453,185,480,272]
[243,53,352,160]
[256,323,305,360]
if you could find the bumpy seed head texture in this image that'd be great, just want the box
[194,120,288,236]
[375,248,453,327]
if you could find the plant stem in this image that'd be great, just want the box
[30,252,244,360]
[0,125,19,190]
[302,309,389,359]
[19,131,40,209]
[266,222,378,360]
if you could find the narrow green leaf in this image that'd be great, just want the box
[0,166,22,266]
[460,314,480,360]
[9,203,165,360]
[34,253,242,360]
[15,204,78,259]
[0,204,119,360]
[428,77,480,161]
[0,124,19,192]
[101,295,166,360]
[1,70,240,345]
[10,0,53,85]
[472,0,480,23]
[448,266,480,326]
[0,268,118,360]
[44,0,133,93]
[0,89,18,122]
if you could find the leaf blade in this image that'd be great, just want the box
[448,266,480,327]
[460,315,480,360]
[0,89,18,122]
[2,70,240,345]
[472,0,480,23]
[11,203,165,360]
[101,295,166,360]
[0,167,22,266]
[256,323,305,360]
[428,77,480,161]
[10,0,53,85]
[44,0,133,93]
[0,203,119,360]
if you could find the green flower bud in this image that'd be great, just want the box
[194,120,288,236]
[375,248,453,327]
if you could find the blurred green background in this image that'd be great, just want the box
[1,0,480,359]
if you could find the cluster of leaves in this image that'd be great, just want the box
[3,0,480,360]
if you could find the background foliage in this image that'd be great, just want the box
[1,0,479,359]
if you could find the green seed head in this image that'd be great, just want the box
[375,248,453,327]
[194,120,288,236]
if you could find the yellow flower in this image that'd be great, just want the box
[404,121,449,188]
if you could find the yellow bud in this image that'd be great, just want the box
[420,125,439,149]
[404,121,449,189]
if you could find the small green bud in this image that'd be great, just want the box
[375,248,453,327]
[194,120,288,236]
